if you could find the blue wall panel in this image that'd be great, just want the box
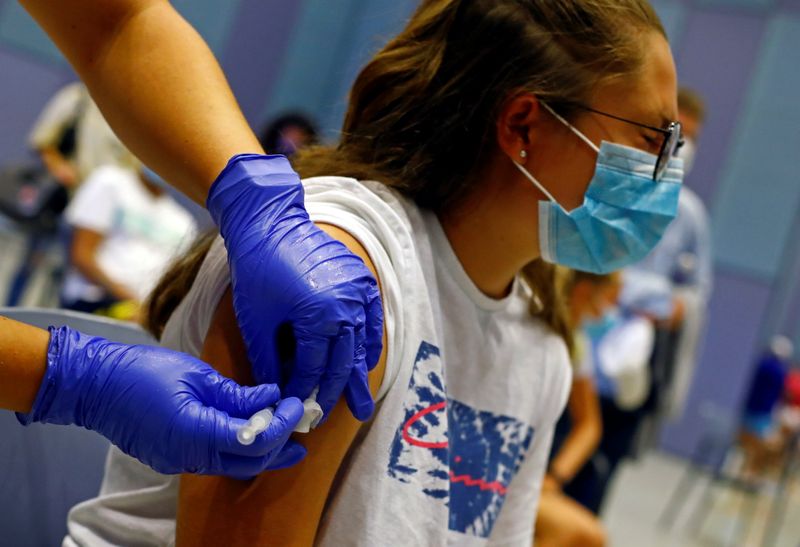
[221,0,304,124]
[651,0,689,44]
[264,0,363,131]
[172,0,242,56]
[319,0,419,134]
[0,1,239,68]
[0,48,70,165]
[0,1,66,66]
[672,10,767,207]
[697,0,776,9]
[661,271,772,457]
[710,15,800,280]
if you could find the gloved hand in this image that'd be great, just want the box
[17,326,306,479]
[207,154,383,420]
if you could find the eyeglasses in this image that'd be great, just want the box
[575,105,684,181]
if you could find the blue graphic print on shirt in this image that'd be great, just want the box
[387,341,535,538]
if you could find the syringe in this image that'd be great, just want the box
[236,407,273,446]
[236,388,323,446]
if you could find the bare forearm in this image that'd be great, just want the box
[21,0,263,204]
[550,422,601,482]
[39,146,67,171]
[39,146,78,187]
[551,379,602,482]
[0,316,49,413]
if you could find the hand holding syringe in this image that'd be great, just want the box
[238,388,323,446]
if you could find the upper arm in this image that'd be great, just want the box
[19,1,162,71]
[176,224,387,547]
[567,378,602,439]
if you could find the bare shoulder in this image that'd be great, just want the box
[175,223,387,547]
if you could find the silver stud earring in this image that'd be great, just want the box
[520,150,528,159]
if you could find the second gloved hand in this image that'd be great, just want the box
[17,326,306,479]
[207,154,384,421]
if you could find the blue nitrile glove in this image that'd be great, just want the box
[207,154,383,421]
[17,326,306,479]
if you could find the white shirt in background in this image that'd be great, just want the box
[65,176,571,546]
[62,165,197,304]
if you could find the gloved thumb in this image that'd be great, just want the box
[200,372,282,419]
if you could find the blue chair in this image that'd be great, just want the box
[0,307,156,547]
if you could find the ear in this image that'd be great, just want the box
[495,93,544,164]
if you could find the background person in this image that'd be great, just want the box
[258,112,319,158]
[620,87,712,424]
[739,336,794,478]
[535,270,621,547]
[60,163,197,318]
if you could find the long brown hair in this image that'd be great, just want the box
[294,0,664,206]
[146,0,665,345]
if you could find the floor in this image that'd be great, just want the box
[603,450,800,547]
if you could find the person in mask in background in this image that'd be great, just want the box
[258,113,319,158]
[619,87,712,424]
[535,270,621,547]
[562,88,709,516]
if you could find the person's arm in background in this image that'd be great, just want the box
[70,228,138,303]
[547,378,602,488]
[28,82,82,187]
[21,1,384,423]
[38,146,79,188]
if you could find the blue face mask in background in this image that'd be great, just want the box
[515,103,684,274]
[582,308,621,341]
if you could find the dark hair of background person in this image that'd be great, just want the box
[258,112,319,156]
[145,0,666,351]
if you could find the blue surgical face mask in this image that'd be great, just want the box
[582,308,621,341]
[514,104,684,274]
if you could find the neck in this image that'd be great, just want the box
[438,185,539,299]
